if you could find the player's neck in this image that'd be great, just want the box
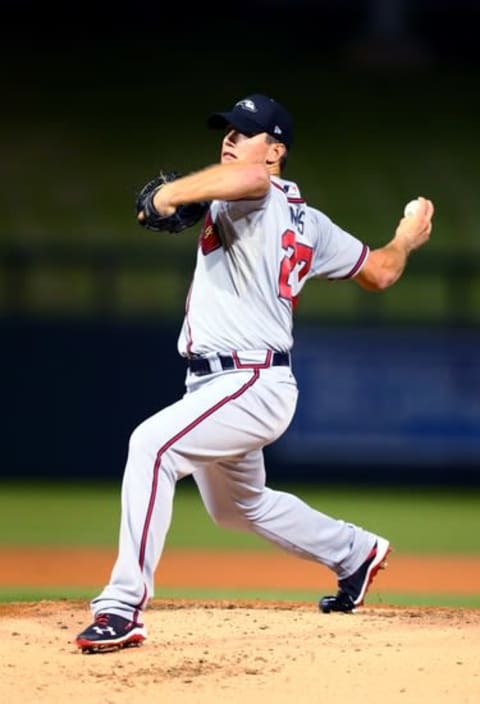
[266,163,282,177]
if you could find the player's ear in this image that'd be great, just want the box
[266,140,287,167]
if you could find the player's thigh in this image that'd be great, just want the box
[172,370,297,460]
[134,370,295,460]
[185,369,297,455]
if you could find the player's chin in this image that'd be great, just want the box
[221,152,237,163]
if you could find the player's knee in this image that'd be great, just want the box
[233,498,270,527]
[127,423,187,485]
[208,501,265,531]
[128,419,169,458]
[128,422,151,454]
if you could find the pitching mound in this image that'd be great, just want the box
[1,599,478,704]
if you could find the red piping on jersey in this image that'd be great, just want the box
[286,196,304,204]
[232,350,273,369]
[184,280,194,355]
[340,243,369,279]
[138,370,261,573]
[134,584,148,621]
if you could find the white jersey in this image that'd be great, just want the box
[89,178,384,632]
[177,175,368,356]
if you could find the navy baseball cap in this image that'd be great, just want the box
[208,94,293,149]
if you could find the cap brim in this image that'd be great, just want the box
[207,111,263,136]
[207,112,231,129]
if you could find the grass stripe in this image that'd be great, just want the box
[1,587,478,609]
[1,481,479,553]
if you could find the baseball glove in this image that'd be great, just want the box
[135,170,209,234]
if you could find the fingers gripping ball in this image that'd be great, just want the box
[136,170,210,234]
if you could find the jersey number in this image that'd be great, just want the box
[278,229,313,301]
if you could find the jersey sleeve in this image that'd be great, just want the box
[307,207,369,280]
[218,190,271,221]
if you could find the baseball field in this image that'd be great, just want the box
[1,481,479,703]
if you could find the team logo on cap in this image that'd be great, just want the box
[274,125,282,135]
[236,99,257,113]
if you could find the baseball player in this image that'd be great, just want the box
[75,94,434,652]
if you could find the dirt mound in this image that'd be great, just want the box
[1,599,479,704]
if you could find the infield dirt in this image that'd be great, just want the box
[1,549,479,703]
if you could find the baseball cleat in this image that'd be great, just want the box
[319,537,391,614]
[75,613,147,653]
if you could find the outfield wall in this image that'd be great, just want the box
[4,318,479,485]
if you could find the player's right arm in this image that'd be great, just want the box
[151,163,271,217]
[354,196,434,292]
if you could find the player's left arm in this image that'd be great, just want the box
[151,162,270,217]
[354,196,434,292]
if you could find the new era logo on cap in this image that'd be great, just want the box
[207,93,293,149]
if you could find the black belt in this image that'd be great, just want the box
[187,352,290,377]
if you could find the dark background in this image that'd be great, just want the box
[2,0,479,484]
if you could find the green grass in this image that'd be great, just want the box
[0,481,478,607]
[0,587,478,609]
[0,480,479,554]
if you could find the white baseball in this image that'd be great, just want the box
[404,198,420,217]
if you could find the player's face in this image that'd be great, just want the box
[221,127,272,166]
